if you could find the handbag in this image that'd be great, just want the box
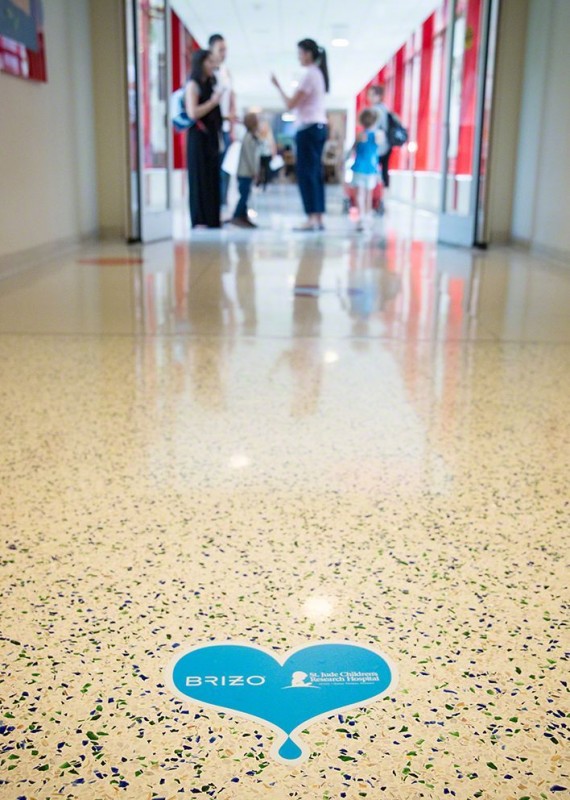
[170,86,194,132]
[269,154,285,172]
[222,141,242,176]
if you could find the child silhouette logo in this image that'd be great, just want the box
[286,670,318,689]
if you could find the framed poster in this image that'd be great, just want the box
[0,0,47,81]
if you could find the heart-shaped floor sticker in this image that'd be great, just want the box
[168,641,397,764]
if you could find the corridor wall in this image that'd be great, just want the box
[357,0,570,261]
[512,0,570,261]
[0,0,97,263]
[90,0,128,240]
[355,1,453,213]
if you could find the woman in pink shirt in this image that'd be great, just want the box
[272,39,330,231]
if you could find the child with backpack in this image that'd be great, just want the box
[351,108,384,232]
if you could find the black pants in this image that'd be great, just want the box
[379,149,392,188]
[187,126,221,228]
[258,155,272,190]
[220,130,232,206]
[296,123,327,215]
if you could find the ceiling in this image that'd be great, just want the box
[171,0,439,109]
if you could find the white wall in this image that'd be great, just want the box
[0,0,97,260]
[512,0,570,260]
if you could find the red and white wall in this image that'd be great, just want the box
[355,0,483,213]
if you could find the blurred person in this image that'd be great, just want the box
[185,50,225,229]
[257,120,276,190]
[323,134,342,183]
[235,241,257,334]
[367,84,391,189]
[271,242,324,416]
[209,33,236,208]
[282,143,296,179]
[271,38,329,231]
[351,108,383,232]
[230,112,261,228]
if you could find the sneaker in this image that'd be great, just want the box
[230,217,250,228]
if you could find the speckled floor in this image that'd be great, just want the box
[0,191,569,799]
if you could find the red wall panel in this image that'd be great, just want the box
[455,0,483,174]
[415,14,434,171]
[171,9,201,170]
[355,0,455,178]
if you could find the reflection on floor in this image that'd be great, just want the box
[0,187,569,799]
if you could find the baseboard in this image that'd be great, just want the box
[510,236,532,250]
[531,242,570,268]
[488,231,512,245]
[512,236,570,267]
[98,225,125,240]
[0,232,98,280]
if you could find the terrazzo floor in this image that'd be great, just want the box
[0,190,569,799]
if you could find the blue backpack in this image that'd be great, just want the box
[170,86,194,132]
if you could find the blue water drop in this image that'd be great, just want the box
[278,736,303,761]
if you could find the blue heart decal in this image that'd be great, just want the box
[168,641,397,764]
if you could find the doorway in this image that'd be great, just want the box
[438,0,497,247]
[125,0,173,243]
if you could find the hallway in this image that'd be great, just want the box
[0,193,569,798]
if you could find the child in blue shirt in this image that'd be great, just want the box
[351,108,383,231]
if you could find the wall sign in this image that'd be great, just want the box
[0,0,47,82]
[168,641,397,764]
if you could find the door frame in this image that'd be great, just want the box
[124,0,173,243]
[438,0,493,247]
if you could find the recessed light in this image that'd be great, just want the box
[332,38,349,47]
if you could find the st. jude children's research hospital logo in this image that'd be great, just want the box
[168,642,397,764]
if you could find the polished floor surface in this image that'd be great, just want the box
[1,187,569,799]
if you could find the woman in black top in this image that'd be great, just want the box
[185,50,224,229]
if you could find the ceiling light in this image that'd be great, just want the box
[332,38,349,47]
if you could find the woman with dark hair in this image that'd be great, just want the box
[271,39,329,231]
[185,49,225,228]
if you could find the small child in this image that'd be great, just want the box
[231,112,261,228]
[351,108,382,231]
